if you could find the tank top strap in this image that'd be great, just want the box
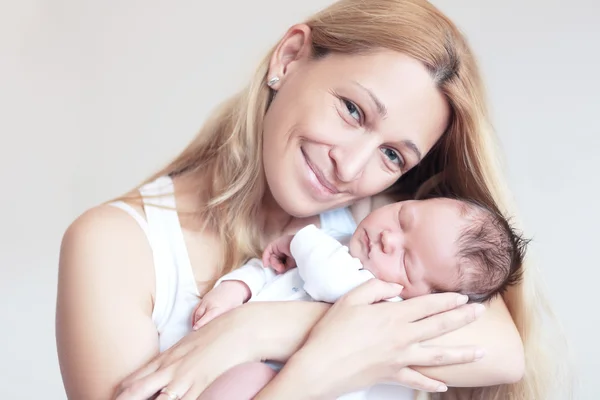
[109,176,200,351]
[137,177,199,334]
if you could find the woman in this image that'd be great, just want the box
[56,1,551,399]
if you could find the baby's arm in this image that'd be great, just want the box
[290,225,374,303]
[192,258,277,329]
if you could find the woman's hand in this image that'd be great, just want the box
[115,278,486,400]
[255,279,486,400]
[114,305,261,400]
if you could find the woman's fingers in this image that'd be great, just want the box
[411,303,485,342]
[155,379,193,400]
[117,360,161,397]
[115,365,173,400]
[407,344,485,367]
[394,367,448,393]
[399,292,470,322]
[180,382,208,400]
[340,278,403,306]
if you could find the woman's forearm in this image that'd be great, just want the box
[414,296,525,387]
[243,294,523,393]
[242,300,331,363]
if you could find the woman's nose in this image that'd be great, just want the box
[329,140,376,183]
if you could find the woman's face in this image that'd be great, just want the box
[262,26,450,217]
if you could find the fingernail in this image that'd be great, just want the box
[474,349,486,360]
[474,303,485,317]
[457,295,469,305]
[437,384,448,392]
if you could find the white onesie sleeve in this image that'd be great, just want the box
[290,224,375,303]
[214,258,277,300]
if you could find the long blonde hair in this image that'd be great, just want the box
[137,0,566,398]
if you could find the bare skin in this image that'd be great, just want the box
[57,24,524,400]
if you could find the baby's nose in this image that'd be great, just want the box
[381,230,397,254]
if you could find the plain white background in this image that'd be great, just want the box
[1,0,598,398]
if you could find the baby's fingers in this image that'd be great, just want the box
[193,308,225,330]
[395,367,448,393]
[261,246,274,270]
[268,254,287,273]
[283,256,297,271]
[191,304,207,328]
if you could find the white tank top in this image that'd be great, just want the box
[110,176,416,400]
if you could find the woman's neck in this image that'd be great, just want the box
[259,190,323,247]
[174,172,318,245]
[259,191,296,245]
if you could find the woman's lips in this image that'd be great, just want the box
[302,149,339,195]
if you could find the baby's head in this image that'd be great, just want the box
[348,197,527,301]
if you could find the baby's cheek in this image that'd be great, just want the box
[400,284,430,299]
[375,265,406,287]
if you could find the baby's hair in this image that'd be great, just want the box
[454,199,529,303]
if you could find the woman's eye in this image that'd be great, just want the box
[343,99,361,121]
[381,147,405,167]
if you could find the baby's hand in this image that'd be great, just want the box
[192,281,251,330]
[262,234,296,273]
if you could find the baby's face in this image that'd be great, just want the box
[348,198,468,298]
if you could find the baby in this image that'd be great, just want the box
[193,197,527,400]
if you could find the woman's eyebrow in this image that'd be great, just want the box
[352,81,423,162]
[351,81,422,161]
[352,81,388,118]
[402,140,422,161]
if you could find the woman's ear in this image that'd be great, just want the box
[266,24,312,90]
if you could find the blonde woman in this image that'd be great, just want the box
[56,1,552,399]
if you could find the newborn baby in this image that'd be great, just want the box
[193,197,527,400]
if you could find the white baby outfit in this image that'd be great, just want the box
[216,224,402,304]
[217,226,406,400]
[110,176,413,400]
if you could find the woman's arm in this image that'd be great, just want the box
[118,285,521,400]
[121,282,483,400]
[256,296,523,389]
[254,281,487,399]
[56,206,159,400]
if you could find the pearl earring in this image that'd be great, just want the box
[267,76,280,86]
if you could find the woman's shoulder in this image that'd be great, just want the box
[57,203,160,399]
[60,202,156,302]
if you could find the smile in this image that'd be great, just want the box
[301,148,340,195]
